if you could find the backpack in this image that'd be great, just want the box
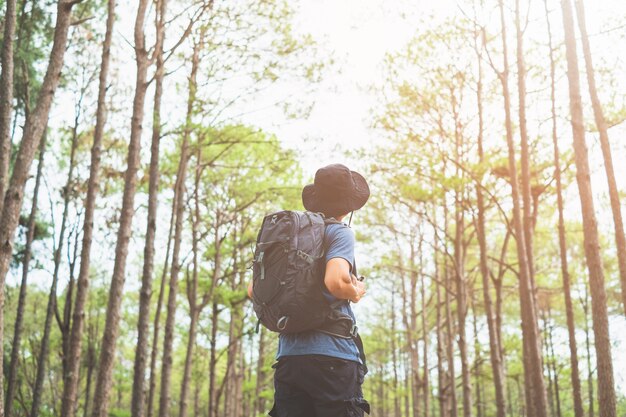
[250,210,354,336]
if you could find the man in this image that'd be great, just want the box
[249,163,371,417]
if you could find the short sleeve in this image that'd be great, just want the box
[324,224,355,273]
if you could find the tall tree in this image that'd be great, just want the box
[560,1,616,416]
[30,81,82,417]
[573,0,626,316]
[130,0,167,415]
[89,0,150,415]
[59,1,115,415]
[0,0,17,215]
[4,136,46,417]
[177,31,204,417]
[496,1,548,416]
[544,1,584,416]
[474,24,506,417]
[0,1,82,414]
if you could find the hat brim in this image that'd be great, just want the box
[302,170,370,216]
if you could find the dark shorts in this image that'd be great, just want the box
[269,354,370,417]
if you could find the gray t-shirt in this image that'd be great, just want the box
[276,222,361,363]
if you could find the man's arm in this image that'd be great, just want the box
[324,258,366,303]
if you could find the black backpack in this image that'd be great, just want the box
[251,210,355,336]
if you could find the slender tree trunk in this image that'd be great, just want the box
[547,311,562,417]
[560,2,616,416]
[391,288,401,417]
[82,330,96,417]
[5,137,45,417]
[496,2,548,416]
[255,326,268,416]
[420,255,430,417]
[31,99,81,417]
[159,56,192,413]
[434,217,447,417]
[515,1,544,415]
[451,88,471,417]
[130,0,167,415]
[0,0,18,217]
[543,315,556,417]
[90,1,150,415]
[582,287,594,417]
[209,303,220,417]
[515,0,538,308]
[0,3,80,408]
[177,33,202,417]
[474,27,506,417]
[543,2,585,416]
[147,195,177,417]
[61,226,80,379]
[406,239,420,417]
[59,2,115,415]
[572,0,626,316]
[472,304,483,417]
[180,307,200,417]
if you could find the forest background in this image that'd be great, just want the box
[0,0,625,417]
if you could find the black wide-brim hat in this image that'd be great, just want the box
[302,163,370,217]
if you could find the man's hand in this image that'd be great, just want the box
[350,279,367,303]
[324,258,366,302]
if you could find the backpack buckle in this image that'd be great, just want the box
[350,325,358,338]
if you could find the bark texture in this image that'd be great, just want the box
[0,0,17,216]
[497,2,548,416]
[90,1,150,415]
[0,2,79,415]
[544,1,584,416]
[130,0,167,415]
[4,137,45,417]
[573,0,626,317]
[59,2,115,416]
[560,1,616,416]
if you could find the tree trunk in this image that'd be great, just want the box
[434,217,447,417]
[451,85,471,417]
[390,288,401,417]
[496,2,549,416]
[0,0,17,217]
[420,252,430,417]
[474,27,506,417]
[130,0,167,415]
[573,0,626,316]
[0,3,79,409]
[30,93,81,417]
[158,44,191,412]
[177,32,203,417]
[4,136,45,417]
[582,287,594,417]
[560,2,616,416]
[90,0,150,415]
[547,312,562,417]
[443,201,458,417]
[543,1,585,416]
[255,326,268,416]
[209,303,220,417]
[180,306,200,417]
[146,195,177,417]
[515,0,538,309]
[59,2,115,415]
[472,304,483,417]
[82,328,96,417]
[404,238,421,417]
